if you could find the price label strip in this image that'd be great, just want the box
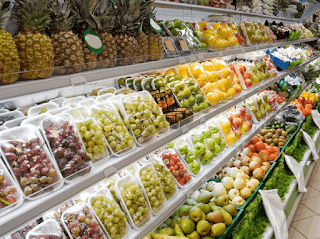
[70,75,87,87]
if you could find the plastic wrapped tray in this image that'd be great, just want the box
[96,93,114,103]
[0,159,24,216]
[0,125,64,199]
[4,217,42,239]
[21,113,51,129]
[90,103,136,156]
[119,162,141,177]
[62,96,86,108]
[64,107,109,163]
[114,174,151,229]
[77,98,97,108]
[61,202,107,239]
[98,87,117,96]
[135,162,167,215]
[88,187,131,239]
[49,97,66,107]
[47,107,71,116]
[26,219,67,239]
[100,174,121,203]
[3,116,29,128]
[27,103,59,117]
[41,113,92,183]
[0,110,25,126]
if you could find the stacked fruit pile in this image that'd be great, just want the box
[291,92,319,116]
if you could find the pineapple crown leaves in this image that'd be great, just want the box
[0,0,10,26]
[12,0,52,33]
[91,0,116,31]
[49,0,75,33]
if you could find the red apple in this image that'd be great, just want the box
[245,79,252,88]
[228,116,233,124]
[245,113,251,120]
[298,96,305,104]
[238,65,246,74]
[239,108,246,117]
[234,129,242,139]
[246,121,252,129]
[243,72,252,80]
[229,65,236,71]
[232,118,243,128]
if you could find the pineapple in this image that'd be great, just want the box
[113,0,141,66]
[0,0,20,84]
[136,31,149,63]
[12,0,54,80]
[90,0,117,68]
[49,0,85,75]
[71,0,98,71]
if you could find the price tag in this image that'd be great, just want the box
[284,154,307,192]
[165,40,176,52]
[179,40,189,51]
[103,165,117,177]
[70,75,87,87]
[302,130,319,161]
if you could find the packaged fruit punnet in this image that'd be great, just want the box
[244,96,263,123]
[4,218,41,239]
[21,113,51,129]
[115,174,151,228]
[160,149,193,187]
[62,96,86,108]
[27,102,59,116]
[214,115,239,146]
[77,98,97,108]
[0,110,25,126]
[204,120,228,148]
[119,162,141,177]
[174,139,202,175]
[49,97,66,107]
[203,22,239,50]
[0,125,64,199]
[97,87,116,96]
[61,202,107,239]
[3,116,29,129]
[72,183,102,204]
[225,105,253,136]
[41,113,92,183]
[100,174,121,203]
[176,63,191,80]
[47,107,71,116]
[188,62,208,87]
[90,103,136,156]
[125,78,135,91]
[42,201,73,237]
[228,22,246,46]
[120,91,170,146]
[148,157,178,199]
[88,187,130,239]
[141,78,153,92]
[26,219,67,239]
[0,158,23,216]
[133,78,143,91]
[96,93,114,104]
[135,162,167,215]
[65,107,109,163]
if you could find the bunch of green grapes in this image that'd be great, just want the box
[102,177,119,202]
[77,118,108,161]
[121,181,149,226]
[91,194,127,239]
[140,165,166,213]
[123,95,170,144]
[152,161,177,199]
[92,108,134,153]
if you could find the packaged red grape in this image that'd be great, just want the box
[5,218,42,239]
[26,219,67,239]
[41,113,92,183]
[0,125,64,199]
[61,202,107,239]
[0,159,24,215]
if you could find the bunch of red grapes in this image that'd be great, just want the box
[2,138,58,196]
[44,121,91,178]
[0,174,17,208]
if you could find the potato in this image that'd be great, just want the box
[276,129,282,135]
[273,138,279,144]
[278,142,285,146]
[282,131,287,137]
[267,133,273,138]
[270,129,276,134]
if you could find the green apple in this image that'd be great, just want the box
[188,161,201,175]
[181,99,190,107]
[178,145,189,155]
[211,133,221,144]
[188,96,196,106]
[213,143,221,155]
[203,130,211,139]
[199,101,209,111]
[201,150,213,164]
[185,149,198,163]
[193,104,201,113]
[220,140,226,151]
[204,138,215,151]
[194,143,206,155]
[208,126,219,134]
[193,134,204,144]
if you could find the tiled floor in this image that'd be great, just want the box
[290,160,320,239]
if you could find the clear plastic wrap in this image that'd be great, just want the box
[96,93,114,103]
[0,110,25,126]
[62,96,86,108]
[49,97,66,107]
[26,219,67,239]
[3,116,29,129]
[65,107,109,163]
[115,174,151,228]
[47,107,71,116]
[135,162,167,215]
[0,125,64,199]
[41,113,92,183]
[61,202,107,239]
[119,91,170,146]
[90,103,136,156]
[100,174,120,203]
[119,162,141,177]
[88,187,130,239]
[77,98,97,108]
[27,103,59,116]
[97,87,116,96]
[21,113,51,129]
[0,159,24,216]
[148,157,178,199]
[5,218,41,239]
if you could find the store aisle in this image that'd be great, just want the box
[289,160,320,239]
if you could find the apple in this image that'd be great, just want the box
[238,65,246,74]
[178,145,188,155]
[232,118,243,128]
[246,121,252,129]
[193,134,204,144]
[194,143,206,155]
[241,166,250,175]
[241,156,251,167]
[203,130,211,139]
[222,177,234,190]
[242,148,253,157]
[228,167,239,179]
[228,116,233,124]
[185,149,198,163]
[249,160,261,171]
[232,196,245,206]
[229,189,240,200]
[244,79,252,88]
[246,180,256,192]
[201,150,213,164]
[188,161,201,175]
[245,113,251,120]
[243,72,252,80]
[213,143,221,155]
[233,159,241,169]
[208,126,219,134]
[250,178,260,187]
[252,156,263,165]
[212,182,227,198]
[262,162,271,170]
[204,138,215,151]
[240,187,252,200]
[239,108,246,117]
[260,166,268,173]
[234,129,242,139]
[233,178,245,190]
[211,133,221,144]
[252,168,265,180]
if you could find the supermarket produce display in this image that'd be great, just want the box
[2,0,320,238]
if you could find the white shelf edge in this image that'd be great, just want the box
[0,56,317,237]
[0,38,318,103]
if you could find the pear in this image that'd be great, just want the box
[187,231,201,239]
[189,206,205,222]
[195,203,212,214]
[197,191,213,204]
[206,211,225,223]
[219,208,233,225]
[210,223,226,237]
[181,216,195,234]
[223,204,238,217]
[158,228,174,236]
[196,220,211,236]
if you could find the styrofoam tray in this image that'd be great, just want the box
[3,116,29,128]
[46,106,71,115]
[49,97,66,107]
[96,93,114,103]
[62,96,86,108]
[21,113,51,128]
[0,110,25,126]
[26,219,66,239]
[27,102,59,117]
[98,87,117,96]
[0,125,64,200]
[77,98,97,108]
